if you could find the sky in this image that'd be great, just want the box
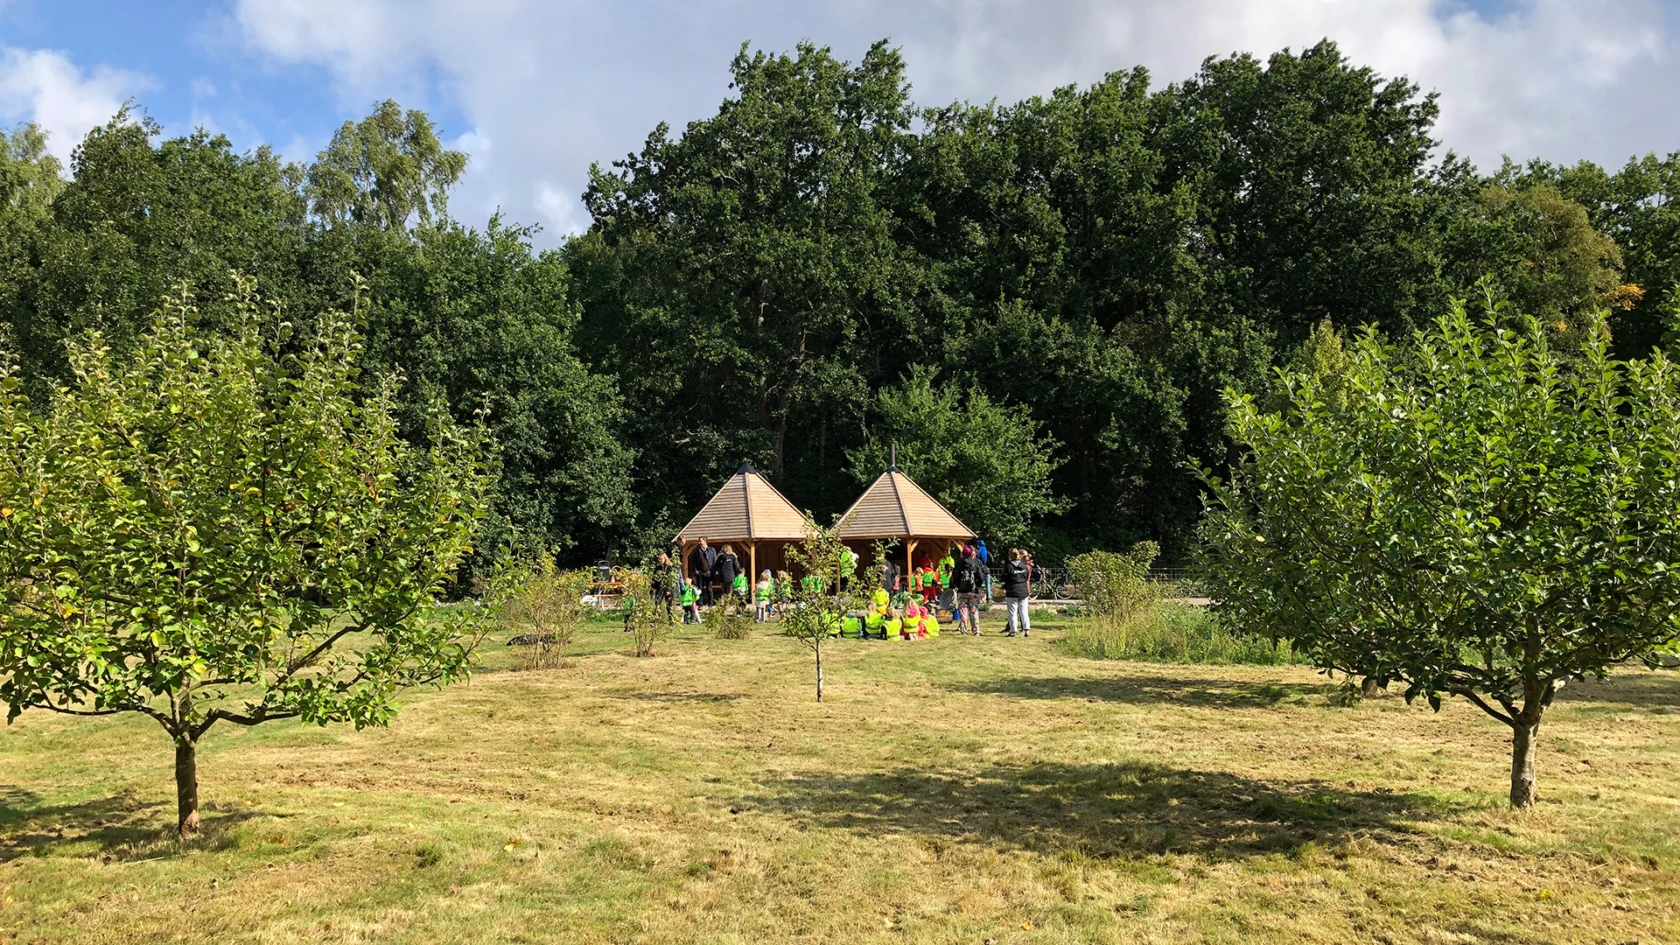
[0,0,1675,246]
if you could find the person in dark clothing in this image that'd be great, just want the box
[714,544,743,609]
[1003,547,1032,637]
[976,539,993,600]
[953,545,985,636]
[654,552,679,622]
[878,557,899,594]
[689,538,718,606]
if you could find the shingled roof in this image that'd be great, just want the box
[674,463,809,543]
[834,466,975,541]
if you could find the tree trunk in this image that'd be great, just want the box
[1510,718,1539,809]
[175,737,200,837]
[815,644,824,703]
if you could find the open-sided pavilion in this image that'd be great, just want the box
[834,465,976,585]
[674,463,809,589]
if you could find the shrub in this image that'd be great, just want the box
[1060,604,1301,665]
[704,604,751,640]
[619,569,666,657]
[1067,542,1161,619]
[503,552,592,670]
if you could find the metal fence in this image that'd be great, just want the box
[979,565,1204,600]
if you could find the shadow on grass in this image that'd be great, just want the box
[945,675,1336,708]
[750,761,1450,860]
[1557,671,1680,710]
[611,690,744,705]
[0,787,258,862]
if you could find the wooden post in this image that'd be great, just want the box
[749,544,758,595]
[905,538,917,593]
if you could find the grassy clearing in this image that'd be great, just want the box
[1059,603,1303,666]
[2,609,1679,943]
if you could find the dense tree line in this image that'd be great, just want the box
[0,39,1669,564]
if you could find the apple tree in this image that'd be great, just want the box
[1202,301,1680,807]
[0,285,494,836]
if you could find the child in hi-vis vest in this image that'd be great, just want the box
[753,570,773,622]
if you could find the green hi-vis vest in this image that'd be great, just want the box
[841,614,863,638]
[733,575,748,594]
[756,582,773,602]
[679,584,699,606]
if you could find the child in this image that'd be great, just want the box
[732,570,749,610]
[776,570,794,614]
[679,578,701,624]
[754,570,774,622]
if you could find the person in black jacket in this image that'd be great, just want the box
[714,544,743,609]
[689,538,718,606]
[953,545,984,636]
[653,552,679,621]
[877,556,899,594]
[1003,548,1032,637]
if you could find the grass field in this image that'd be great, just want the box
[3,610,1680,944]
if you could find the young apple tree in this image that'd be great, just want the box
[0,286,495,836]
[782,515,858,702]
[1202,301,1680,808]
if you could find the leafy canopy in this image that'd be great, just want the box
[1201,301,1680,805]
[0,283,494,797]
[848,365,1064,545]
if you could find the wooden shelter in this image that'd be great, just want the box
[834,465,976,585]
[674,463,809,589]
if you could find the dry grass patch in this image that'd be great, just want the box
[1,613,1678,943]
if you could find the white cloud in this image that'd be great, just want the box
[0,46,153,163]
[230,0,1680,246]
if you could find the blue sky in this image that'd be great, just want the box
[0,1,1675,246]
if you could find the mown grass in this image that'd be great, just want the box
[1059,603,1304,666]
[2,608,1679,943]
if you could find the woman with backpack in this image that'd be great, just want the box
[1003,548,1032,637]
[714,544,743,610]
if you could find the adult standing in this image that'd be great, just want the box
[1003,548,1031,637]
[877,554,899,594]
[715,544,743,608]
[689,538,718,606]
[655,552,679,622]
[976,539,993,601]
[953,544,985,636]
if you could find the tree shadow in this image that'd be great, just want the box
[748,761,1451,861]
[610,691,744,705]
[1556,671,1680,711]
[945,675,1337,708]
[0,787,259,862]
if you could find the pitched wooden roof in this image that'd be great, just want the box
[675,463,809,543]
[834,466,976,541]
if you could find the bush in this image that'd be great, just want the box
[1067,542,1160,619]
[503,553,592,670]
[619,569,666,657]
[1059,603,1302,665]
[704,604,751,640]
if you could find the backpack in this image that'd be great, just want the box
[954,558,979,593]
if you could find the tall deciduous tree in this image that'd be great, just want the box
[0,286,495,836]
[571,40,920,525]
[1202,302,1680,807]
[307,99,467,230]
[847,365,1064,545]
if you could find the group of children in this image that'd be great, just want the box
[678,568,815,624]
[675,571,960,639]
